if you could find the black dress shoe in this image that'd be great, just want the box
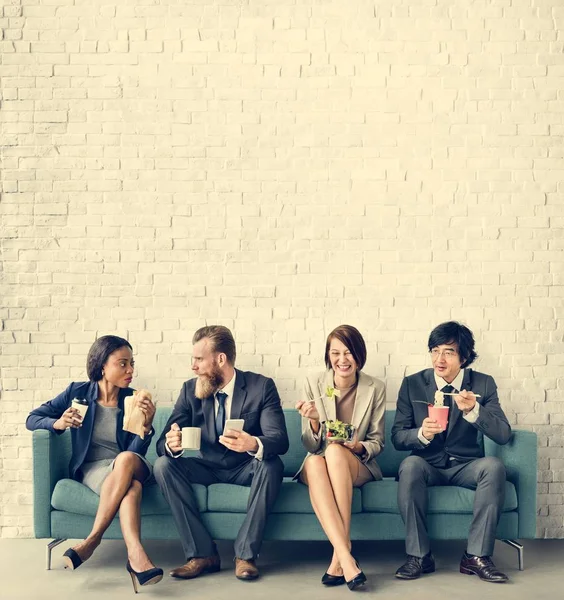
[459,553,508,583]
[321,572,346,586]
[395,553,435,580]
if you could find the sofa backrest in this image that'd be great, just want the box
[148,407,409,478]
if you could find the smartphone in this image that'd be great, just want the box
[223,419,245,437]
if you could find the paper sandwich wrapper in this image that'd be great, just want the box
[123,389,152,439]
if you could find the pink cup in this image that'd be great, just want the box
[428,405,449,431]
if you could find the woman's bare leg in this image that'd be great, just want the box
[301,455,354,577]
[323,443,362,579]
[70,452,148,562]
[118,479,155,572]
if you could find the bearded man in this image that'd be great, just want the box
[154,325,289,581]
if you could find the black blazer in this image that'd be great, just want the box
[391,368,511,467]
[26,381,155,480]
[156,369,289,469]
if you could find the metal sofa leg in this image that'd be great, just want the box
[46,538,67,570]
[501,539,524,571]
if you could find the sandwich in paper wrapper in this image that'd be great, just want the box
[123,389,152,439]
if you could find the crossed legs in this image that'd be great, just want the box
[69,452,155,571]
[301,444,368,581]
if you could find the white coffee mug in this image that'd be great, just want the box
[181,427,201,450]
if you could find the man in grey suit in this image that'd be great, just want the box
[154,325,289,581]
[392,321,512,583]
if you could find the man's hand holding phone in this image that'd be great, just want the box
[219,419,257,453]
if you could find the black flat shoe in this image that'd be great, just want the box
[126,561,164,593]
[62,548,84,571]
[321,572,346,586]
[346,561,367,591]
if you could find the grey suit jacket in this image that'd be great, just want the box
[391,368,511,468]
[296,370,386,481]
[156,369,289,469]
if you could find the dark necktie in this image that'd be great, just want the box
[437,385,454,446]
[215,391,227,439]
[441,384,455,407]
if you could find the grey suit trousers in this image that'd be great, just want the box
[397,455,506,558]
[154,454,284,561]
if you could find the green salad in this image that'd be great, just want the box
[325,419,354,441]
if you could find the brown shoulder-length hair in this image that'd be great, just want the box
[324,325,367,371]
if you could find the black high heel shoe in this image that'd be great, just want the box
[346,560,367,591]
[321,571,346,586]
[126,561,163,593]
[62,548,84,570]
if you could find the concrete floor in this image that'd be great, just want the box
[1,538,562,600]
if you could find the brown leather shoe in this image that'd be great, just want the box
[169,555,221,579]
[235,558,259,580]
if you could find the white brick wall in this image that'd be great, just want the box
[1,0,563,538]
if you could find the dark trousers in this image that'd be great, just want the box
[397,455,506,558]
[154,454,284,561]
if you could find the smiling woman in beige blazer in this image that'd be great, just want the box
[295,325,385,591]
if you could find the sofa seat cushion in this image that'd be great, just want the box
[51,479,206,516]
[207,480,363,514]
[361,479,518,514]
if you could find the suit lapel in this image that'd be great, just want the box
[229,369,247,419]
[350,371,372,428]
[424,370,438,407]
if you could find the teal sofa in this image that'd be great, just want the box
[32,409,537,570]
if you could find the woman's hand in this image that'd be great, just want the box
[295,399,320,421]
[343,434,365,457]
[53,407,83,431]
[295,400,321,435]
[137,392,156,430]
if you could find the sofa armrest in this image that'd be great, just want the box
[484,429,537,539]
[32,429,71,538]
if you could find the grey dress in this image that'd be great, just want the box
[80,404,153,495]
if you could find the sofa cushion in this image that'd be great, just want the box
[207,480,363,514]
[361,479,518,513]
[51,479,206,516]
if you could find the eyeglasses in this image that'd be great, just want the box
[430,349,458,359]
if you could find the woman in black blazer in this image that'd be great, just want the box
[26,335,162,592]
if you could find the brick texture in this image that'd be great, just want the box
[1,1,563,538]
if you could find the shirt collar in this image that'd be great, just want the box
[217,370,236,399]
[434,368,464,393]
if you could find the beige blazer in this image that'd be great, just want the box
[295,369,386,481]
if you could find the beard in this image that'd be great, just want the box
[195,362,224,399]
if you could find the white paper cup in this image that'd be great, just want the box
[181,427,201,450]
[71,399,89,420]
